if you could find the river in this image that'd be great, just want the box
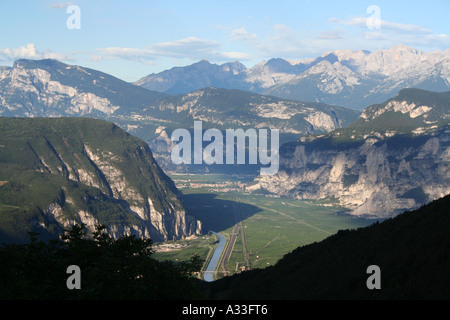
[203,231,226,282]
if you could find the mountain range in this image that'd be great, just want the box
[0,54,449,222]
[0,58,360,173]
[0,58,364,241]
[135,45,450,110]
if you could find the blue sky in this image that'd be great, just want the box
[1,0,449,82]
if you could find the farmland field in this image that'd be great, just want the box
[153,173,375,279]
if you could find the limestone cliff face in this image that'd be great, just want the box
[251,88,450,218]
[0,117,202,242]
[253,126,450,217]
[0,59,166,118]
[61,143,202,241]
[0,62,119,116]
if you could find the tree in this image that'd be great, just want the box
[0,224,204,300]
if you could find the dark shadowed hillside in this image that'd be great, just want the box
[206,194,450,300]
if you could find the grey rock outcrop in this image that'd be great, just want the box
[253,127,450,218]
[250,89,450,218]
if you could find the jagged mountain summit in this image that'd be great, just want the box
[134,59,247,94]
[135,45,450,110]
[0,58,359,133]
[249,89,450,218]
[0,117,202,243]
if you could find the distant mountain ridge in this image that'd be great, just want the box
[147,86,360,173]
[0,58,359,132]
[0,58,360,174]
[134,59,247,94]
[135,45,450,110]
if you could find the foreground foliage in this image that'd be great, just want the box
[0,224,203,299]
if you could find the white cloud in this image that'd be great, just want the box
[318,30,345,40]
[229,28,258,42]
[49,2,73,9]
[328,16,450,50]
[227,25,309,58]
[248,24,317,58]
[329,17,433,35]
[0,44,72,62]
[221,19,450,62]
[149,37,221,58]
[96,37,251,63]
[220,51,252,60]
[362,31,387,41]
[96,47,155,64]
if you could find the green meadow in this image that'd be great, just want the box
[154,174,375,276]
[221,193,373,271]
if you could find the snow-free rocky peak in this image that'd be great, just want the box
[135,45,450,110]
